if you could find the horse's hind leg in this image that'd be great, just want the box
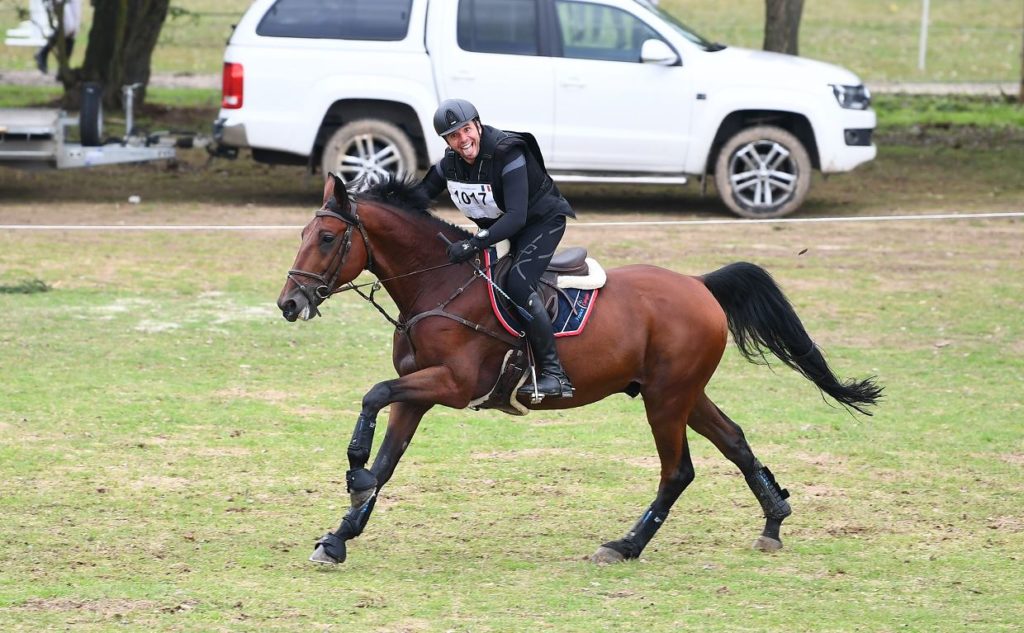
[591,394,696,564]
[688,395,792,551]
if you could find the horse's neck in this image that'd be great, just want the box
[364,207,455,315]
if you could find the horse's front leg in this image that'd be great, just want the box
[310,366,468,565]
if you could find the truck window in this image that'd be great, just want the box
[555,0,661,62]
[256,0,413,41]
[457,0,540,56]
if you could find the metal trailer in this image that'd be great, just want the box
[0,106,176,171]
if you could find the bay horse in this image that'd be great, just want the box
[276,174,882,566]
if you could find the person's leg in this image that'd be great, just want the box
[506,217,574,400]
[34,35,54,74]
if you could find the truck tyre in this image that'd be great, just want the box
[321,119,417,185]
[79,82,104,147]
[714,125,811,219]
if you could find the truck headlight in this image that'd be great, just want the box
[831,84,871,110]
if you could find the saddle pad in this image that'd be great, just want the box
[484,248,598,338]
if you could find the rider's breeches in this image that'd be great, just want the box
[505,216,566,306]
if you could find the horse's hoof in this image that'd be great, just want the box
[752,536,783,552]
[309,544,341,565]
[590,546,626,565]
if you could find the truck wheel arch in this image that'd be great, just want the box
[706,110,819,174]
[314,99,429,176]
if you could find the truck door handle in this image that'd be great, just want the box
[560,77,586,88]
[451,71,475,81]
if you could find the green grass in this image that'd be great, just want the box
[0,84,218,109]
[0,0,249,75]
[664,0,1024,83]
[873,93,1024,128]
[1,0,1021,81]
[0,215,1022,632]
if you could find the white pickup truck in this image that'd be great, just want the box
[213,0,876,218]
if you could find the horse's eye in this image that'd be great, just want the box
[322,234,335,244]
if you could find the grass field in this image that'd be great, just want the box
[1,194,1022,630]
[1,0,1022,82]
[1,1,1023,630]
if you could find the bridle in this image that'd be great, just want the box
[284,199,519,345]
[286,203,374,315]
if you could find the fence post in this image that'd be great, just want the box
[918,0,930,71]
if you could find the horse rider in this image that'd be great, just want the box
[417,98,576,400]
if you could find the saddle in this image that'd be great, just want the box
[468,241,606,416]
[488,240,606,328]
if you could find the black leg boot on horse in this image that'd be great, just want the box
[516,292,574,401]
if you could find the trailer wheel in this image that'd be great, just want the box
[321,119,416,186]
[80,82,104,147]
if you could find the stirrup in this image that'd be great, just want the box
[517,372,574,402]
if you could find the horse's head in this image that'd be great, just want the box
[277,173,373,322]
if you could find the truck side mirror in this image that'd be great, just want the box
[640,39,678,65]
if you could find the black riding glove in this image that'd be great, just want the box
[446,238,482,264]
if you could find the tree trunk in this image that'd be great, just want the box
[123,0,171,106]
[62,0,169,110]
[73,0,128,108]
[763,0,804,56]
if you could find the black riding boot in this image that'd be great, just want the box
[517,292,574,400]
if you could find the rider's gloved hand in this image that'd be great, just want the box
[446,238,481,264]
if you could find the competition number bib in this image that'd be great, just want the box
[447,181,502,220]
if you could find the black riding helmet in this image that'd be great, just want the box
[433,98,480,136]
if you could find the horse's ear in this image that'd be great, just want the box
[322,172,350,211]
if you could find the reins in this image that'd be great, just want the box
[333,261,461,330]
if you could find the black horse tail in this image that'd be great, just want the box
[701,262,883,415]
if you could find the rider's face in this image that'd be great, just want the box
[445,121,481,164]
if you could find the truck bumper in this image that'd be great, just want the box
[212,117,249,149]
[819,108,877,173]
[823,142,876,172]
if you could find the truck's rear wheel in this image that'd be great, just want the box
[714,126,811,219]
[321,119,416,185]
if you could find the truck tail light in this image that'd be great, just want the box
[221,62,244,109]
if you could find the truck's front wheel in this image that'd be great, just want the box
[714,126,811,219]
[321,120,416,184]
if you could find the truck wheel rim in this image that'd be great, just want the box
[727,140,798,212]
[335,133,405,183]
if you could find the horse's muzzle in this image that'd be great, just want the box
[277,289,320,322]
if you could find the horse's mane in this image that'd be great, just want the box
[355,175,470,238]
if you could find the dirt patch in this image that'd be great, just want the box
[13,597,163,616]
[129,475,192,491]
[471,447,583,460]
[617,454,723,470]
[214,387,292,404]
[997,452,1024,466]
[986,515,1024,533]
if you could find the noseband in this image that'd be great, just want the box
[287,203,374,310]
